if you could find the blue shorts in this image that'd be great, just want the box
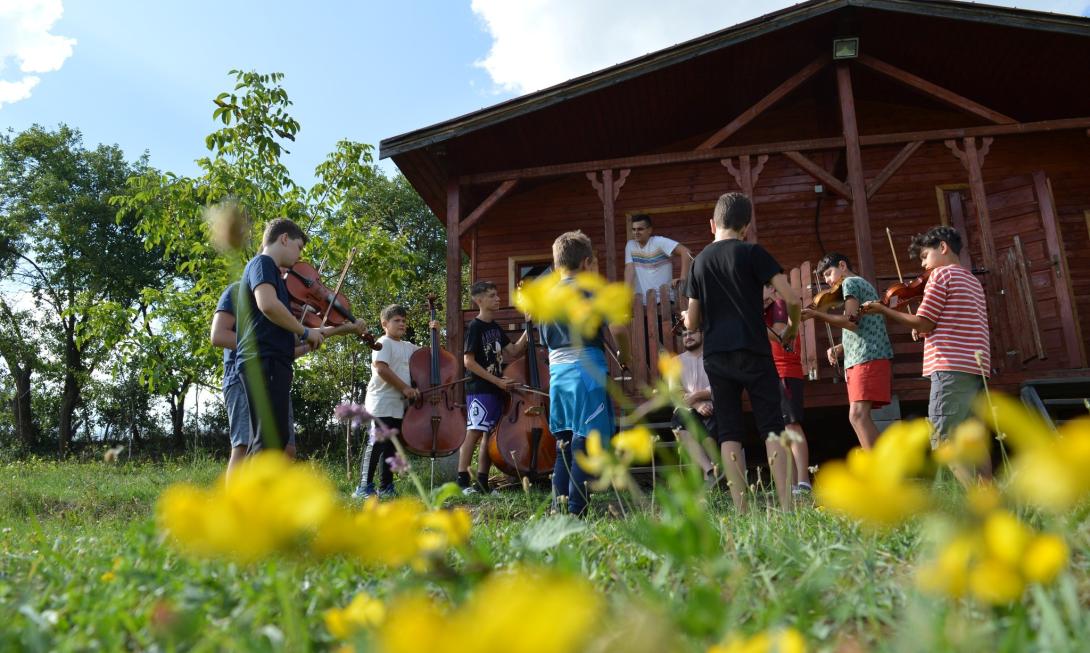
[548,349,614,440]
[224,380,294,449]
[466,393,505,433]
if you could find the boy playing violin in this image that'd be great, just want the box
[457,281,528,495]
[803,253,893,450]
[861,226,991,481]
[352,304,441,499]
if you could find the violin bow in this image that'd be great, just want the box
[814,267,842,382]
[296,258,328,326]
[886,228,920,325]
[321,247,357,328]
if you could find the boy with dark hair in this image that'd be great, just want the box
[353,304,440,499]
[624,213,691,301]
[236,218,324,453]
[804,252,894,450]
[861,226,991,481]
[542,230,631,516]
[764,284,811,494]
[457,281,527,495]
[683,192,800,512]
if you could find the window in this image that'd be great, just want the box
[507,255,553,305]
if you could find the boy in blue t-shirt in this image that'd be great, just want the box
[235,218,325,453]
[540,230,631,516]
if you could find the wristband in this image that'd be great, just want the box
[301,327,309,342]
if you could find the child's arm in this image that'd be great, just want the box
[860,302,936,333]
[464,353,517,392]
[801,298,860,332]
[210,312,236,350]
[501,330,528,359]
[375,360,419,400]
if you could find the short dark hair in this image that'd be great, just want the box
[712,193,752,231]
[262,218,308,246]
[909,226,963,259]
[380,304,407,322]
[552,230,595,271]
[816,253,852,275]
[470,281,497,297]
[631,214,652,228]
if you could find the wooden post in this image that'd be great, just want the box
[721,155,767,242]
[836,63,876,284]
[1034,171,1085,367]
[587,169,630,281]
[960,138,998,274]
[445,180,464,376]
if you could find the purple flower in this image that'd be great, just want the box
[372,420,400,443]
[386,454,409,475]
[334,402,372,427]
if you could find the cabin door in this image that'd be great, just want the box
[960,172,1085,374]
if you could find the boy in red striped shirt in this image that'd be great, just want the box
[861,226,991,478]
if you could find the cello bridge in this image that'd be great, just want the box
[524,406,544,417]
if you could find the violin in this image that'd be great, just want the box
[283,261,381,351]
[489,320,557,479]
[808,278,846,312]
[401,295,466,457]
[880,268,931,311]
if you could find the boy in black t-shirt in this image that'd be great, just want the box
[457,281,527,494]
[683,193,801,512]
[236,218,324,453]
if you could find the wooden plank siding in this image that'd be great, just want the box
[463,127,1090,408]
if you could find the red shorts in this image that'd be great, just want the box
[845,358,892,407]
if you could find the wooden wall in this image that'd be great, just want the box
[465,127,1090,407]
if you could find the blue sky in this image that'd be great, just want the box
[2,0,1087,186]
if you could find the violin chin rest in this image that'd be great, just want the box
[524,406,544,417]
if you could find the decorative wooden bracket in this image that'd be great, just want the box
[945,137,993,171]
[457,179,518,236]
[697,54,830,150]
[856,53,1015,125]
[782,151,852,200]
[587,168,630,281]
[866,141,923,199]
[720,155,767,241]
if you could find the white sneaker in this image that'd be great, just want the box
[461,486,479,495]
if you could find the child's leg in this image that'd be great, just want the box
[552,430,574,511]
[747,355,791,511]
[848,400,877,449]
[567,434,593,516]
[787,423,810,486]
[377,440,397,490]
[720,441,748,511]
[457,430,482,487]
[476,431,492,489]
[359,435,380,490]
[676,429,715,476]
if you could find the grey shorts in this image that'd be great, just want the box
[225,381,295,449]
[928,371,983,448]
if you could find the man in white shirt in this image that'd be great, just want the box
[671,329,716,482]
[624,214,692,301]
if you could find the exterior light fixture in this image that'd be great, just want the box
[833,38,860,59]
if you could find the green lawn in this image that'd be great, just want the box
[0,457,1086,652]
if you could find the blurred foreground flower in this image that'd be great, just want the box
[335,402,373,428]
[576,427,654,491]
[515,271,632,337]
[324,593,386,640]
[814,419,931,528]
[975,393,1090,512]
[917,509,1068,605]
[205,198,251,252]
[658,352,682,385]
[933,419,990,467]
[374,567,602,653]
[708,627,806,653]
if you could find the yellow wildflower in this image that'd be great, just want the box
[515,270,632,338]
[100,571,116,583]
[575,430,608,476]
[613,426,655,464]
[1021,534,1069,584]
[378,567,602,653]
[965,483,1002,516]
[917,533,975,599]
[969,558,1024,604]
[974,392,1051,450]
[324,593,385,639]
[814,419,931,528]
[982,510,1031,566]
[708,627,806,653]
[658,352,682,385]
[934,419,990,467]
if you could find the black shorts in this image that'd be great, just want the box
[779,377,805,425]
[704,350,785,444]
[671,407,716,438]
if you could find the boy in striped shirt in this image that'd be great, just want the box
[861,226,991,474]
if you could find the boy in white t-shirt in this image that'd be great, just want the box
[624,213,691,301]
[353,304,439,499]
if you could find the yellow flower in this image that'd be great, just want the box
[969,558,1025,604]
[982,510,1031,567]
[515,271,632,338]
[590,280,633,327]
[575,430,608,476]
[708,627,806,653]
[100,571,116,583]
[1021,534,1068,584]
[965,483,1002,516]
[377,568,602,653]
[814,419,931,528]
[974,392,1051,450]
[658,353,682,385]
[934,419,990,467]
[324,593,386,639]
[418,508,472,553]
[613,426,655,464]
[917,533,975,599]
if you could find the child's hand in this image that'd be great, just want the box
[696,403,713,417]
[428,319,442,331]
[859,301,881,315]
[402,386,421,401]
[498,376,520,392]
[826,347,840,367]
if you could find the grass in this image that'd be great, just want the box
[0,456,1087,652]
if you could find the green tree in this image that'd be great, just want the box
[0,125,167,454]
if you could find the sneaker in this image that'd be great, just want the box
[461,485,478,496]
[378,485,397,499]
[793,483,812,497]
[352,484,376,500]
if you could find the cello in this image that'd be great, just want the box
[489,319,556,479]
[283,257,381,351]
[401,295,466,457]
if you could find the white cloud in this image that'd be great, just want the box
[0,0,76,108]
[471,0,1090,95]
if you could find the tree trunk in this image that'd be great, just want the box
[169,385,189,450]
[58,327,83,457]
[5,361,36,449]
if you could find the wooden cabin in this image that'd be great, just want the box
[381,0,1090,451]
